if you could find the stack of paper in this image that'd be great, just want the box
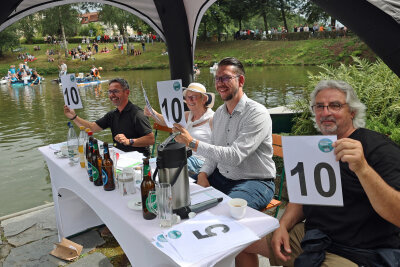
[152,211,260,266]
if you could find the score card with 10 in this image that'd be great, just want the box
[282,135,343,206]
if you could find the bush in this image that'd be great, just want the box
[290,57,400,144]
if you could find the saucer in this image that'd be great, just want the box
[127,196,142,211]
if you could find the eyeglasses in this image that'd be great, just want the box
[215,75,240,83]
[312,103,347,113]
[184,95,200,101]
[108,89,122,95]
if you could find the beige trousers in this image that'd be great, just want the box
[266,223,358,267]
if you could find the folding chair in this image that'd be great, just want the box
[262,134,285,218]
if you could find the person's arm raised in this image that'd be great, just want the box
[63,105,102,133]
[334,138,400,227]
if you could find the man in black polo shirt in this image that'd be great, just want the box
[64,78,154,155]
[236,80,400,266]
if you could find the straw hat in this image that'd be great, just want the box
[183,82,215,109]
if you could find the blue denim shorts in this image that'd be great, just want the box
[207,168,275,210]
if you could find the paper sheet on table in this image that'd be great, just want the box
[190,187,229,205]
[152,211,260,264]
[116,151,144,169]
[49,142,67,151]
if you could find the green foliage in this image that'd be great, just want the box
[39,5,80,37]
[16,14,39,44]
[79,23,104,37]
[100,5,138,36]
[0,24,20,56]
[291,57,400,144]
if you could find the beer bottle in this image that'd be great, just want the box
[92,139,103,186]
[102,142,115,191]
[78,126,86,168]
[141,158,156,220]
[86,131,94,182]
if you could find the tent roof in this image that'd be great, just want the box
[0,0,400,80]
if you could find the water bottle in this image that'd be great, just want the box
[67,122,79,165]
[78,126,86,168]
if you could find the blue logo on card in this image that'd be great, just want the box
[168,230,182,239]
[318,138,333,152]
[173,81,180,91]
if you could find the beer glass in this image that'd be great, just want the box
[148,183,173,228]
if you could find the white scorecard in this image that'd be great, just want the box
[282,136,343,206]
[61,74,83,109]
[156,80,186,128]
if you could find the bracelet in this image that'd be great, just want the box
[70,114,77,120]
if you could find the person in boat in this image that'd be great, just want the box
[31,70,41,84]
[236,80,400,267]
[173,57,276,211]
[8,65,17,80]
[144,82,215,178]
[16,67,27,81]
[64,78,154,155]
[90,65,102,80]
[193,63,200,75]
[59,61,67,77]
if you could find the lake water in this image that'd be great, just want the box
[0,66,319,216]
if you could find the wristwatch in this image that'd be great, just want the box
[129,139,135,146]
[188,139,197,149]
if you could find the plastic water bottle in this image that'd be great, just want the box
[67,122,79,165]
[78,126,86,168]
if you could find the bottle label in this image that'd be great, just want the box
[104,146,108,154]
[143,165,151,177]
[92,166,99,181]
[87,162,92,176]
[145,194,157,214]
[102,169,108,185]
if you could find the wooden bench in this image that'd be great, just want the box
[262,134,285,217]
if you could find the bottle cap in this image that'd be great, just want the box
[85,128,90,133]
[79,126,85,130]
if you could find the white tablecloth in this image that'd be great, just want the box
[39,145,279,267]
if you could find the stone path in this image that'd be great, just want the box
[0,204,281,266]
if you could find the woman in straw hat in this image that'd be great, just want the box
[144,82,215,178]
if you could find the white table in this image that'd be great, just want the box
[39,145,279,267]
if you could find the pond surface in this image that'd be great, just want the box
[0,65,319,216]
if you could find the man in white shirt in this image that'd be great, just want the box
[174,57,276,210]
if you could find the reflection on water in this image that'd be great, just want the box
[0,66,319,216]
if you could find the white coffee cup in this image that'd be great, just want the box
[228,198,247,220]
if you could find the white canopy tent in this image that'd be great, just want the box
[0,0,399,80]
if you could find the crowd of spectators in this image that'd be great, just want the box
[234,23,348,41]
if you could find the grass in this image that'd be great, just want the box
[0,37,376,76]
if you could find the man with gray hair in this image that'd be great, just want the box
[64,78,154,154]
[236,80,400,266]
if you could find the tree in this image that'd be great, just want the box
[202,2,231,42]
[0,24,20,56]
[17,14,38,43]
[40,4,80,57]
[99,5,136,36]
[223,0,251,31]
[278,0,289,31]
[299,1,331,25]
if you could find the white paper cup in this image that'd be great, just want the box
[228,198,247,220]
